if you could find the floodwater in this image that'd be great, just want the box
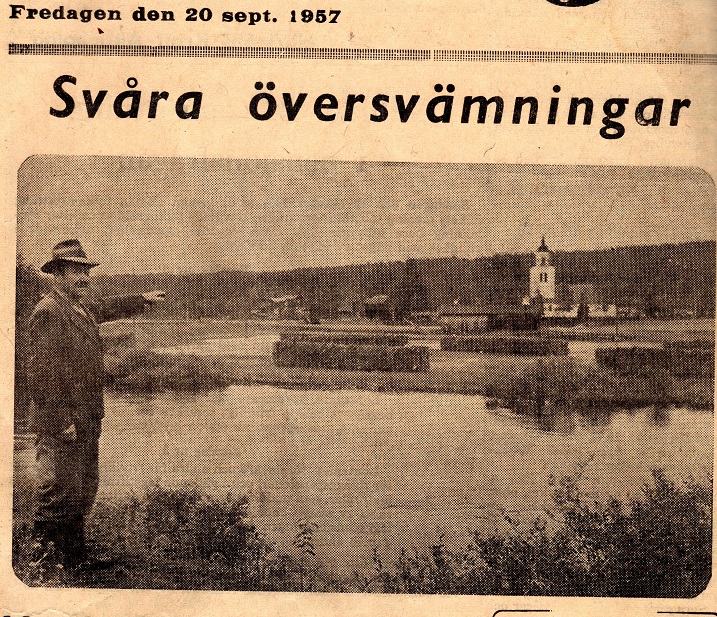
[97,386,713,577]
[156,334,663,364]
[155,333,280,356]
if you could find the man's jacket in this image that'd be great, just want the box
[26,289,147,435]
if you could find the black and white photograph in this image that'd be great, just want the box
[13,156,715,597]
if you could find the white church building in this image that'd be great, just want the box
[524,237,617,319]
[529,237,556,300]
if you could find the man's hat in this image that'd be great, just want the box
[40,239,100,274]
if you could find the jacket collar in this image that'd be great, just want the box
[50,287,100,342]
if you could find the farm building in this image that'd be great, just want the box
[542,302,581,326]
[364,294,395,322]
[338,292,364,318]
[269,294,304,319]
[587,303,618,319]
[438,304,541,333]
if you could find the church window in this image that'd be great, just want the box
[541,257,546,266]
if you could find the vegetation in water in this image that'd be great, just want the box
[101,346,713,412]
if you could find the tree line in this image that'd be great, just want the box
[17,240,716,324]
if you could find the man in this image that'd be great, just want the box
[26,239,165,567]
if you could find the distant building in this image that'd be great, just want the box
[338,291,363,318]
[587,303,618,319]
[438,304,541,333]
[541,302,580,326]
[529,237,556,300]
[364,294,395,322]
[269,294,303,319]
[525,239,618,322]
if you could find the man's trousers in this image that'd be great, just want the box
[34,428,100,553]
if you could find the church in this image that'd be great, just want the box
[438,237,618,332]
[529,236,556,301]
[524,237,617,320]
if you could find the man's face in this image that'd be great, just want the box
[55,262,92,300]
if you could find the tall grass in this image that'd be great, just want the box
[13,485,299,590]
[362,470,712,597]
[13,472,712,596]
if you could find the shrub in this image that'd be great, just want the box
[273,340,429,372]
[14,485,293,590]
[441,336,568,356]
[596,346,714,378]
[280,333,408,346]
[365,470,712,597]
[483,358,711,410]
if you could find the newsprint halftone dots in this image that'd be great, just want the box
[13,157,715,594]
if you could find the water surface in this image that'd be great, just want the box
[98,386,713,577]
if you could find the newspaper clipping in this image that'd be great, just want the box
[2,2,716,616]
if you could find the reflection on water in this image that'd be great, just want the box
[649,404,671,427]
[507,402,614,434]
[100,386,713,576]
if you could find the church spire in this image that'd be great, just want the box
[538,236,549,252]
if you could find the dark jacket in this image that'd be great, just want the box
[27,288,147,435]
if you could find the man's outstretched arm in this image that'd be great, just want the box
[89,290,166,323]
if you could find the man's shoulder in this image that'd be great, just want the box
[28,293,65,323]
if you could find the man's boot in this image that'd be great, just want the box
[31,521,64,566]
[63,519,89,569]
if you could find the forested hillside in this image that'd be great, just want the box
[17,241,716,322]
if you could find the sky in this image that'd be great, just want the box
[17,156,716,275]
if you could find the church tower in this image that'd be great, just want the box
[529,236,556,300]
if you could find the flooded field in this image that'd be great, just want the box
[156,333,280,356]
[31,385,710,578]
[154,332,665,367]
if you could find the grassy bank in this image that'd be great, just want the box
[13,471,712,596]
[364,470,712,597]
[104,348,714,411]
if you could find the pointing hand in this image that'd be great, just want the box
[142,290,166,304]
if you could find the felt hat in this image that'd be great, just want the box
[40,239,100,274]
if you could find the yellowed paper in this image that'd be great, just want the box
[2,1,716,616]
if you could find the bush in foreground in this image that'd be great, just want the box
[14,485,297,590]
[13,472,712,596]
[364,470,712,597]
